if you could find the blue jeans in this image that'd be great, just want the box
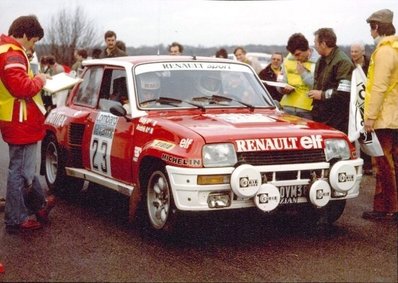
[4,143,45,226]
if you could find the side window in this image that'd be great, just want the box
[74,67,103,107]
[110,70,128,102]
[98,68,128,113]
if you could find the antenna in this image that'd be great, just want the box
[156,0,161,55]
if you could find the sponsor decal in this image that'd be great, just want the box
[135,62,249,76]
[338,172,354,183]
[257,193,278,204]
[93,114,118,139]
[136,124,154,134]
[162,63,205,70]
[152,140,175,151]
[161,153,201,167]
[236,135,323,152]
[133,146,142,162]
[90,112,118,176]
[46,112,67,127]
[161,62,233,71]
[136,117,157,134]
[239,176,258,188]
[206,113,275,123]
[138,117,157,126]
[179,138,193,149]
[316,189,330,199]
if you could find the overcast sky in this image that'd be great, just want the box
[1,0,397,48]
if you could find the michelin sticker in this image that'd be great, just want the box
[90,112,118,176]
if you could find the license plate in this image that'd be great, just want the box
[278,185,308,204]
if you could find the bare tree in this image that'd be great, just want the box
[40,6,102,67]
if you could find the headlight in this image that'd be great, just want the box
[324,139,350,161]
[202,143,237,167]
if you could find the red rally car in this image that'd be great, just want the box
[41,55,363,233]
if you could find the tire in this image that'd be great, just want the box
[324,200,346,224]
[299,199,346,225]
[144,165,178,233]
[43,134,84,199]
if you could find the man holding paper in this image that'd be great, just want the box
[0,15,55,233]
[279,33,319,120]
[362,9,398,222]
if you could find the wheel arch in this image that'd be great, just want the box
[128,156,166,223]
[40,130,65,175]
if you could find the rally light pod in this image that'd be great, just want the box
[230,164,261,198]
[254,183,281,212]
[309,179,331,208]
[329,161,357,192]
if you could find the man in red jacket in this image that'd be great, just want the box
[0,15,55,233]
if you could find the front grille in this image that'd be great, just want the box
[237,149,325,166]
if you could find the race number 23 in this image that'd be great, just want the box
[91,137,110,175]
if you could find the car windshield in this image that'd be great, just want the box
[134,61,274,109]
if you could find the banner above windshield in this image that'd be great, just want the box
[135,61,252,75]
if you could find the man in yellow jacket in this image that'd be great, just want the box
[280,33,319,120]
[363,9,398,222]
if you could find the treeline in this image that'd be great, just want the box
[125,43,374,58]
[35,43,375,67]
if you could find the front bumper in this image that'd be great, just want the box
[166,158,363,212]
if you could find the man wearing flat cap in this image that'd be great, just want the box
[367,8,394,24]
[362,8,398,222]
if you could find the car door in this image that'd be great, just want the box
[79,67,135,184]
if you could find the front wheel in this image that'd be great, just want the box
[298,200,346,226]
[145,166,177,233]
[43,134,84,199]
[324,200,346,224]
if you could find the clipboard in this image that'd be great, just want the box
[261,80,295,89]
[43,72,83,94]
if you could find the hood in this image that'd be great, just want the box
[161,111,339,145]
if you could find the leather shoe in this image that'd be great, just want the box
[384,212,398,221]
[6,219,42,234]
[36,209,49,224]
[19,219,42,231]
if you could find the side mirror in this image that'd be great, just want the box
[110,104,126,116]
[110,104,131,121]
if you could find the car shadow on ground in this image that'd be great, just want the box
[61,183,349,247]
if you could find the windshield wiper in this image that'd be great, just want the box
[140,96,205,110]
[211,94,255,111]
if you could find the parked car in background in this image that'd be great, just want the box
[228,52,272,69]
[41,55,363,235]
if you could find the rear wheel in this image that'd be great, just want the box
[43,134,84,199]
